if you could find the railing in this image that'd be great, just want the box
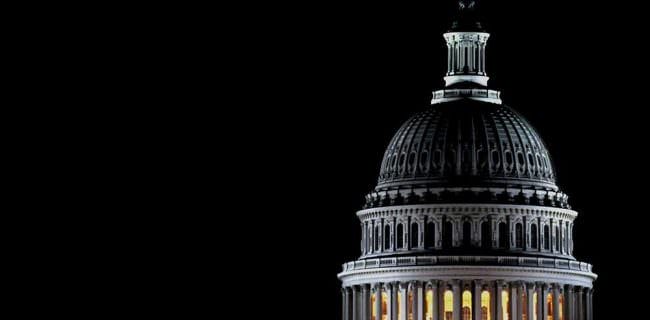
[342,255,593,273]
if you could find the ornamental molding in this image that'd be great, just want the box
[357,204,577,221]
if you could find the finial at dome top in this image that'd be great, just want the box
[458,0,477,10]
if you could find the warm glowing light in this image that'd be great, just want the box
[426,289,434,320]
[533,292,538,320]
[481,290,491,320]
[502,290,510,320]
[546,293,553,320]
[462,290,472,320]
[444,290,454,311]
[372,293,377,320]
[382,292,389,320]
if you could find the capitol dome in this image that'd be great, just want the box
[339,2,595,320]
[377,100,556,191]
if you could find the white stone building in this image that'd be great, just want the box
[338,2,596,320]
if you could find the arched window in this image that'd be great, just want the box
[546,293,553,320]
[408,290,414,320]
[411,223,419,249]
[502,289,510,320]
[498,222,508,248]
[481,290,491,320]
[371,292,376,320]
[543,225,550,250]
[481,221,491,248]
[515,223,523,248]
[425,221,436,248]
[397,224,404,249]
[531,224,538,249]
[384,225,391,250]
[462,290,472,320]
[374,226,380,251]
[555,226,560,251]
[463,221,472,247]
[426,288,434,320]
[443,220,453,248]
[444,290,454,320]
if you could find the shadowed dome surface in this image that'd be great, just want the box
[377,100,557,191]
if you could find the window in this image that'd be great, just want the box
[531,224,538,249]
[499,222,508,248]
[426,288,434,320]
[515,223,523,248]
[425,222,436,248]
[411,223,419,249]
[375,226,380,251]
[397,224,404,249]
[444,290,454,320]
[443,220,453,248]
[502,289,510,320]
[521,290,527,320]
[555,227,560,251]
[481,290,491,320]
[546,293,553,320]
[544,225,550,250]
[463,221,472,247]
[384,225,391,250]
[382,291,388,320]
[462,290,472,320]
[481,221,491,248]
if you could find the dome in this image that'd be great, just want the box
[377,100,557,191]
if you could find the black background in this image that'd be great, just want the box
[240,1,646,319]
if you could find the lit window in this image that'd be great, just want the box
[502,290,510,320]
[426,289,434,320]
[481,290,491,320]
[462,290,472,320]
[444,290,454,320]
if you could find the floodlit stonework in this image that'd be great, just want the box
[338,2,596,320]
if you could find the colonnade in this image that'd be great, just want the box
[342,280,593,320]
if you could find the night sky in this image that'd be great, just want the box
[246,1,645,319]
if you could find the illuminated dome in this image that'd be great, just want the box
[338,2,596,320]
[377,101,556,190]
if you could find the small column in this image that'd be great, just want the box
[495,281,503,320]
[535,283,543,320]
[452,280,461,320]
[353,286,360,320]
[510,283,518,320]
[375,283,383,320]
[343,288,349,320]
[438,282,446,320]
[387,283,395,320]
[400,283,408,320]
[541,284,549,320]
[576,287,583,320]
[415,282,424,320]
[526,284,535,320]
[586,288,593,320]
[564,285,573,320]
[431,281,439,320]
[552,285,560,320]
[473,280,482,320]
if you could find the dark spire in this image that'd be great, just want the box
[450,0,484,31]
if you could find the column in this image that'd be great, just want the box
[526,284,535,320]
[431,281,439,320]
[375,283,383,320]
[437,282,445,320]
[452,280,461,320]
[510,283,518,320]
[576,288,583,320]
[552,285,560,320]
[387,283,395,320]
[344,288,350,320]
[366,284,373,320]
[564,286,573,320]
[587,288,594,320]
[473,281,482,320]
[353,286,360,320]
[490,281,497,320]
[541,284,549,320]
[379,220,384,253]
[400,283,408,320]
[415,282,424,320]
[495,281,503,320]
[534,283,543,320]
